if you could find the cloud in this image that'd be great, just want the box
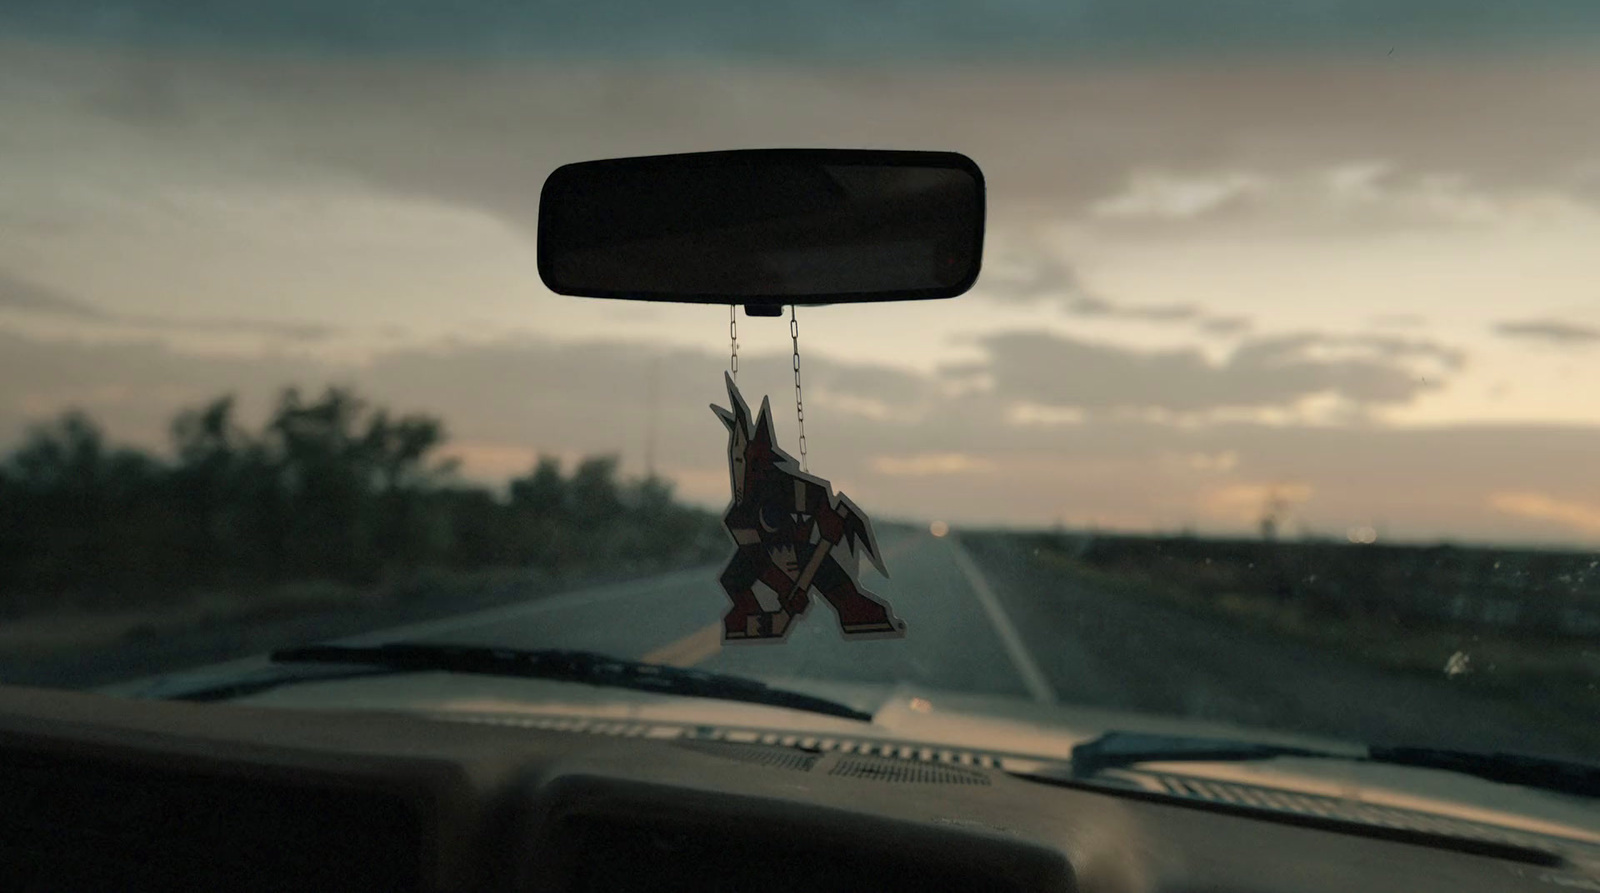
[1005,403,1087,427]
[0,330,314,445]
[0,268,338,341]
[1092,170,1267,221]
[1088,162,1599,234]
[1197,316,1253,336]
[8,38,1596,253]
[1489,492,1600,536]
[871,453,995,477]
[1331,333,1465,368]
[975,253,1240,332]
[978,253,1087,304]
[152,316,340,340]
[1164,450,1238,473]
[1494,319,1600,345]
[0,271,107,319]
[0,35,1594,545]
[960,330,1459,415]
[1370,314,1426,329]
[6,1,1600,60]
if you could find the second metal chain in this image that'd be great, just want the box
[729,305,739,381]
[790,304,807,472]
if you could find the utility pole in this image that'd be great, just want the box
[644,355,660,479]
[1260,486,1289,542]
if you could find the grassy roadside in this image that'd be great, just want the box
[0,558,714,689]
[0,568,531,659]
[1004,536,1600,726]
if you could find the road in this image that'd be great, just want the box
[335,527,1589,761]
[343,528,1038,700]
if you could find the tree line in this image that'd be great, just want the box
[0,387,723,615]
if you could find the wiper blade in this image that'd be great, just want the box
[1054,731,1600,799]
[258,642,872,722]
[1369,746,1600,799]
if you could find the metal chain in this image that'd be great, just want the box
[729,305,740,381]
[790,305,808,472]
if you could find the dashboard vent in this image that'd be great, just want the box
[1151,773,1600,861]
[830,756,991,785]
[673,740,820,773]
[433,712,1003,769]
[436,712,1007,787]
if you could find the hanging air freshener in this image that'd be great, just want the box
[711,309,903,643]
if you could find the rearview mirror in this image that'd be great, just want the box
[538,149,984,311]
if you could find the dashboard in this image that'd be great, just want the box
[0,684,1593,893]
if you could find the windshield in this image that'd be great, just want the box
[3,1,1598,793]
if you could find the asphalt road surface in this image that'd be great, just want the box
[335,527,1589,760]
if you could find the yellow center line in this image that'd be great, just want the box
[639,531,930,668]
[641,622,724,667]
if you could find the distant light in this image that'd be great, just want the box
[908,697,933,714]
[1346,525,1378,545]
[929,521,950,538]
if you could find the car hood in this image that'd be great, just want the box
[126,665,1600,848]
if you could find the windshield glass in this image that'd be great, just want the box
[3,1,1598,786]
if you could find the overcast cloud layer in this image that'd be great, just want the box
[6,0,1600,58]
[2,7,1599,545]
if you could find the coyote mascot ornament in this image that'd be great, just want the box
[712,373,905,643]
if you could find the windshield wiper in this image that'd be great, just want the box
[176,642,870,722]
[1366,745,1600,799]
[1042,731,1600,799]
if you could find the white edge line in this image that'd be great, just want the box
[947,536,1058,705]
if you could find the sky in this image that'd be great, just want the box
[2,2,1600,546]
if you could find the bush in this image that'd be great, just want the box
[0,387,721,615]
